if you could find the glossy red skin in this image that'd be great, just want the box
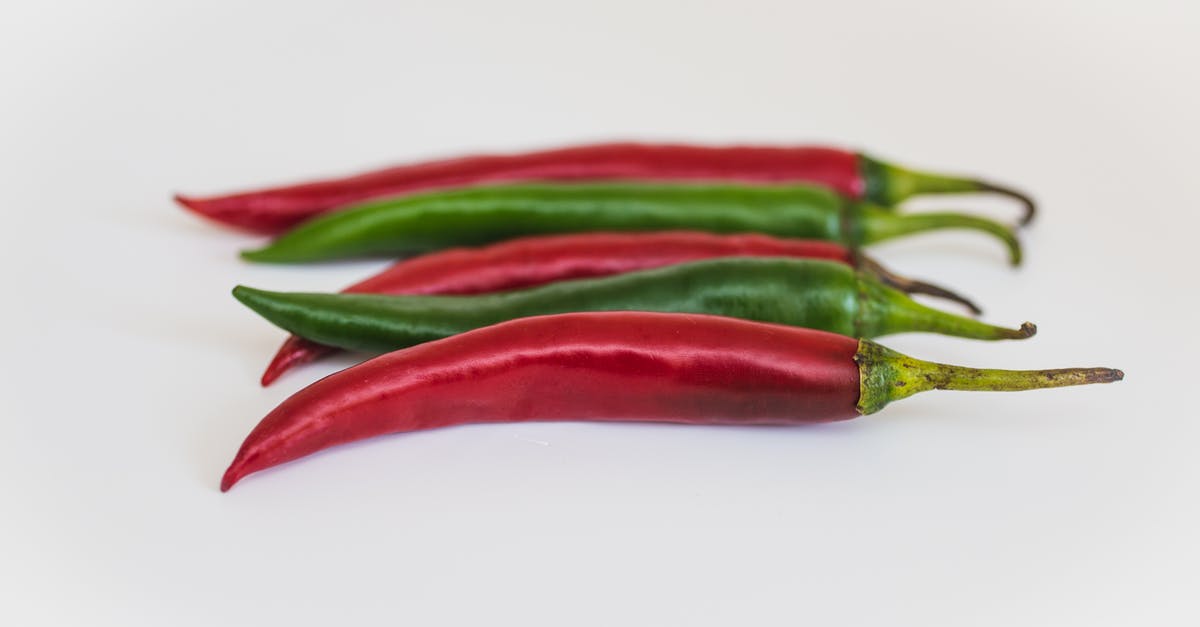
[224,312,862,491]
[261,231,856,385]
[177,143,865,233]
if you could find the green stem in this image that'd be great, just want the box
[856,254,982,315]
[858,277,1029,339]
[860,155,1036,226]
[856,206,1023,266]
[854,340,1124,415]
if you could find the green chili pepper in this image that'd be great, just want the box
[232,258,1035,356]
[240,183,1022,265]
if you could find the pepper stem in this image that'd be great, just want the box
[854,340,1123,415]
[856,206,1023,267]
[857,254,982,315]
[860,155,1036,226]
[973,181,1038,227]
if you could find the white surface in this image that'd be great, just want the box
[2,1,1196,625]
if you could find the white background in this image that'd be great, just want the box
[2,1,1196,625]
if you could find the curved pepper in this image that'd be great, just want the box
[232,257,1034,365]
[221,312,1120,491]
[176,142,1034,233]
[259,231,982,386]
[239,182,1022,265]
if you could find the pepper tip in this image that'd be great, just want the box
[239,248,267,262]
[173,193,200,211]
[231,284,261,304]
[260,369,281,387]
[175,193,227,224]
[219,465,240,492]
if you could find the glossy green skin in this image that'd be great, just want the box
[233,258,1028,355]
[242,183,1021,265]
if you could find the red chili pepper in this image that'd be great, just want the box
[259,231,980,386]
[222,312,1121,491]
[177,142,1034,234]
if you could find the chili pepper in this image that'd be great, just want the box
[260,231,982,386]
[220,311,1120,491]
[239,182,1022,265]
[232,257,1034,375]
[176,142,1035,234]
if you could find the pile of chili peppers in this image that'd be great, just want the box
[178,141,1122,491]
